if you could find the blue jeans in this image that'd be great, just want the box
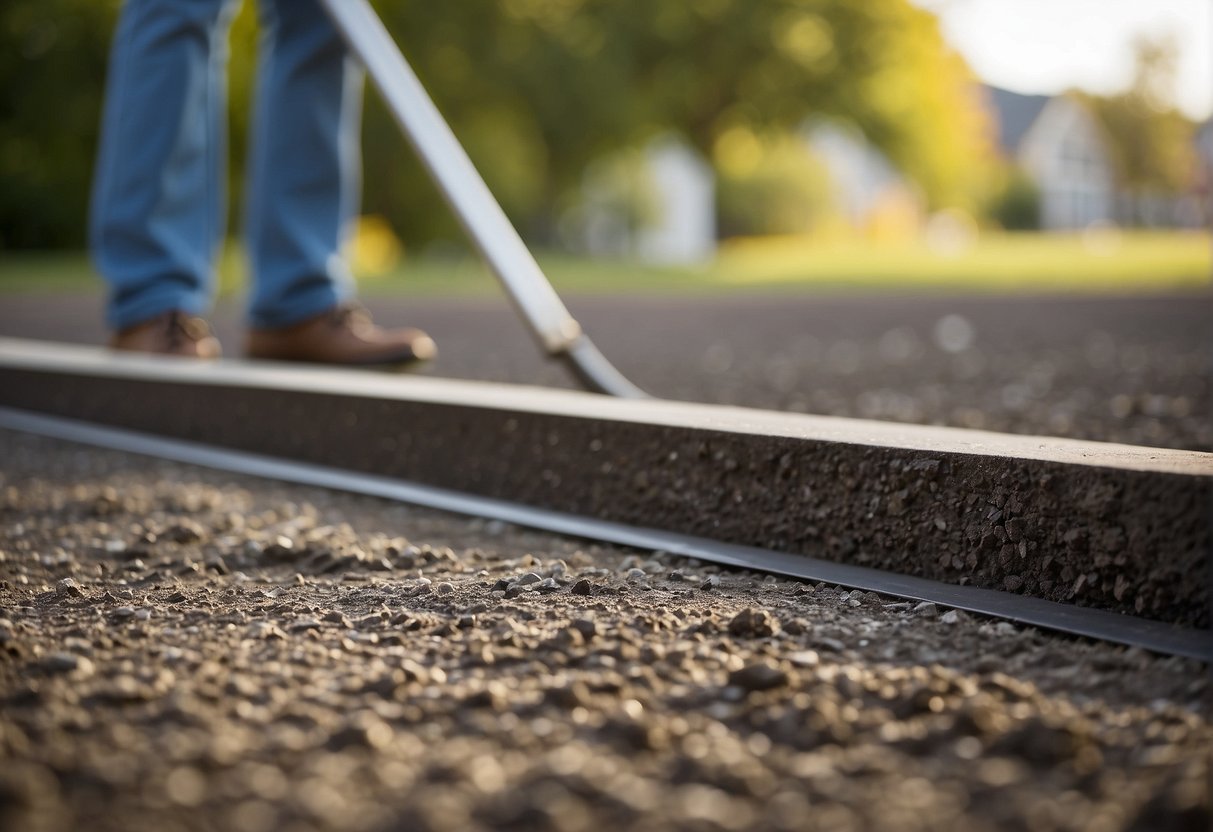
[90,0,362,330]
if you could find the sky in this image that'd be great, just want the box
[913,0,1212,120]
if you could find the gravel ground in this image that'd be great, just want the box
[1,291,1209,450]
[2,431,1209,832]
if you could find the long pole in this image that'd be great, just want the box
[318,0,645,398]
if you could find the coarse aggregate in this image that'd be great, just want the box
[1,430,1209,832]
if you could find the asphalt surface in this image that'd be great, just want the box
[0,289,1209,450]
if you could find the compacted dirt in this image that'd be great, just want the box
[2,431,1209,832]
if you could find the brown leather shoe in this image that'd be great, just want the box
[246,304,436,367]
[109,311,222,359]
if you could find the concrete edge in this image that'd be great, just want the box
[1,337,1210,477]
[0,355,1208,627]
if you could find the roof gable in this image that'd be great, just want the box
[986,86,1051,154]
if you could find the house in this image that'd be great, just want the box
[633,138,716,264]
[803,121,924,238]
[1192,120,1213,227]
[986,86,1117,230]
[576,135,716,265]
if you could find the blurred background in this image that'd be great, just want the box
[0,0,1210,450]
[1,0,1209,286]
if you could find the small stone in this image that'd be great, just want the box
[504,584,527,599]
[537,577,560,593]
[571,579,593,596]
[625,567,647,581]
[783,618,808,635]
[111,606,136,620]
[516,572,543,586]
[164,766,207,807]
[940,610,966,625]
[466,682,506,710]
[164,520,204,544]
[249,621,286,640]
[787,650,820,668]
[56,578,84,598]
[42,652,94,678]
[546,681,590,709]
[262,537,297,561]
[728,608,780,639]
[1113,574,1129,602]
[435,582,455,595]
[288,618,323,632]
[814,636,846,653]
[729,661,789,692]
[323,610,353,627]
[570,618,598,640]
[700,575,721,591]
[134,608,152,621]
[913,601,938,617]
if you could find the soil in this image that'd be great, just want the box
[2,431,1209,832]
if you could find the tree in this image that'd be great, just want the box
[0,0,993,249]
[369,0,995,244]
[715,131,834,237]
[0,0,117,248]
[1084,35,1197,198]
[987,169,1040,231]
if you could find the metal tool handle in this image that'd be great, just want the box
[319,0,583,355]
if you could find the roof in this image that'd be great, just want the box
[985,86,1051,154]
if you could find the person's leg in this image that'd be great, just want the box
[243,0,435,366]
[245,0,362,329]
[90,0,237,331]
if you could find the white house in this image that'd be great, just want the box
[634,138,716,264]
[576,135,716,265]
[1192,119,1213,227]
[987,86,1117,230]
[804,122,912,225]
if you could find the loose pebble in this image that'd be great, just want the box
[0,430,1206,832]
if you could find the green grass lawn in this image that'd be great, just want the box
[2,230,1209,297]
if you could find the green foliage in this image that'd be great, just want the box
[370,0,994,242]
[715,131,834,237]
[1084,35,1198,197]
[0,0,118,248]
[988,169,1040,231]
[0,0,993,250]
